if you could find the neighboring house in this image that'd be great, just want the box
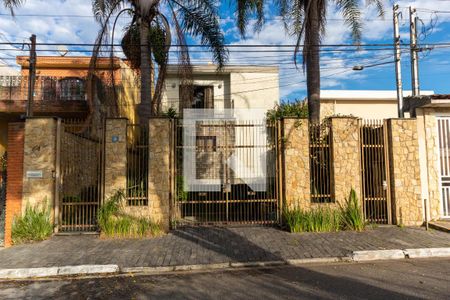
[161,65,279,112]
[161,65,280,188]
[320,90,435,119]
[0,56,140,156]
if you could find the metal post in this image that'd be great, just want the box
[409,7,420,96]
[393,5,404,118]
[26,34,36,117]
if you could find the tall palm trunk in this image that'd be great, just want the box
[138,20,153,123]
[306,5,321,124]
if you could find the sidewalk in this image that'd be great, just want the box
[0,226,449,272]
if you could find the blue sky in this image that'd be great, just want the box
[0,0,449,101]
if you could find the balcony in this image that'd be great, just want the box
[0,76,89,117]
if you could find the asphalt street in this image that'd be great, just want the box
[0,258,449,299]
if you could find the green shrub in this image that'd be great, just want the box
[98,190,162,238]
[267,99,308,122]
[12,203,53,244]
[339,189,365,231]
[283,207,341,233]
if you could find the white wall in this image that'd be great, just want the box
[161,74,230,112]
[230,72,279,110]
[161,69,279,113]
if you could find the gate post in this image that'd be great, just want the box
[104,118,128,201]
[387,118,422,225]
[282,118,310,210]
[148,117,171,230]
[22,117,58,222]
[330,117,362,206]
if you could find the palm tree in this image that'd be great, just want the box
[2,0,24,15]
[91,0,228,121]
[236,0,384,123]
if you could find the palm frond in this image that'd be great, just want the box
[3,0,24,16]
[335,0,362,43]
[173,0,228,68]
[235,0,265,36]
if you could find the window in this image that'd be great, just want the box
[58,77,86,101]
[180,85,214,110]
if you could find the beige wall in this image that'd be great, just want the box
[321,100,398,119]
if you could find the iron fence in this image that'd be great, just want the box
[309,121,333,203]
[360,120,391,224]
[174,119,279,226]
[126,124,149,206]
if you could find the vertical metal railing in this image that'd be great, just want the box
[309,120,333,203]
[437,117,450,218]
[173,119,279,226]
[360,119,391,224]
[59,119,104,232]
[126,124,149,206]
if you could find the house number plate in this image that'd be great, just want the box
[26,170,43,178]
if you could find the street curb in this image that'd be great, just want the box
[404,248,450,259]
[1,248,450,279]
[352,250,405,261]
[0,265,119,279]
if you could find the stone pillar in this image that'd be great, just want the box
[22,118,57,216]
[387,119,422,226]
[104,118,127,201]
[330,117,362,205]
[4,123,25,247]
[282,118,310,210]
[148,118,172,230]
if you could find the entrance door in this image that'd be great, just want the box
[437,117,450,218]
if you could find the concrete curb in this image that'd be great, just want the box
[352,250,406,262]
[1,248,450,279]
[0,265,119,279]
[404,248,450,259]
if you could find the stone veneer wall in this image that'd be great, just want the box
[282,117,362,211]
[331,117,362,206]
[282,118,310,210]
[22,118,57,215]
[388,119,423,225]
[148,118,172,230]
[104,118,127,201]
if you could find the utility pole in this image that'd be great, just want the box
[393,5,404,118]
[26,34,36,117]
[409,6,420,96]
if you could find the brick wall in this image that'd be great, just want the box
[4,122,24,247]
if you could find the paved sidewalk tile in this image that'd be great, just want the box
[0,227,448,269]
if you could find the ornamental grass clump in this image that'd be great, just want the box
[98,190,162,238]
[339,189,365,231]
[283,207,341,233]
[12,202,53,245]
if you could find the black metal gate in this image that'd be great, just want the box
[360,120,391,224]
[174,119,280,226]
[58,119,104,232]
